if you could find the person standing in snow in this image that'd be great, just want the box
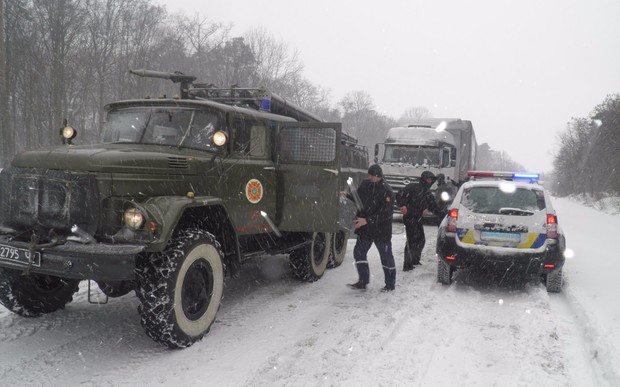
[396,170,446,271]
[341,164,396,292]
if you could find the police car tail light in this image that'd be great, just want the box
[546,214,558,239]
[447,209,458,232]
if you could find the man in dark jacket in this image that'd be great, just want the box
[396,170,446,271]
[341,164,396,292]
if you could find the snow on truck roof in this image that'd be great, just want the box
[385,126,455,145]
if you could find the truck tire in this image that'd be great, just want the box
[545,268,563,293]
[290,232,331,282]
[328,229,348,268]
[96,280,135,298]
[0,268,80,317]
[136,229,224,348]
[437,259,453,285]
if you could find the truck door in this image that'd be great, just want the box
[276,123,341,233]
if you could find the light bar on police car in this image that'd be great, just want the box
[467,171,539,182]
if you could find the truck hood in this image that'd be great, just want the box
[11,144,199,175]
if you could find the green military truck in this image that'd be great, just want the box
[0,70,368,348]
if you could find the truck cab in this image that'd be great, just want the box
[375,118,476,214]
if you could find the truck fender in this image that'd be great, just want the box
[140,196,239,261]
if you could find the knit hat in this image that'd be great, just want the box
[368,164,383,177]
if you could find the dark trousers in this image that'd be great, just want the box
[353,237,396,287]
[404,220,425,269]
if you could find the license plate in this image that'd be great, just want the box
[480,231,521,244]
[0,244,41,267]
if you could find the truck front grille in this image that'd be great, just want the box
[0,168,100,240]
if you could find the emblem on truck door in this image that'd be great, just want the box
[245,179,264,203]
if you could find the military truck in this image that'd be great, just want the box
[0,69,368,348]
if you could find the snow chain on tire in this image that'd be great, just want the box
[290,232,331,282]
[0,268,80,317]
[136,228,225,348]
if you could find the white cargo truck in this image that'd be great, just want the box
[374,118,477,214]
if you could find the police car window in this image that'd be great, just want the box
[461,186,545,214]
[280,127,336,163]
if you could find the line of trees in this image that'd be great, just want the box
[0,0,526,173]
[552,94,620,197]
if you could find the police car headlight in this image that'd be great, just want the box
[123,208,145,230]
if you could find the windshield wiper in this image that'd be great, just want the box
[178,111,195,148]
[498,207,534,216]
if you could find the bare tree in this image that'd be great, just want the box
[400,106,432,121]
[0,0,10,166]
[339,91,396,151]
[32,0,87,145]
[244,27,303,90]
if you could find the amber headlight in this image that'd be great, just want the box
[123,208,145,230]
[62,126,77,140]
[213,131,228,147]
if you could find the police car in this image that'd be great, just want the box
[435,171,566,292]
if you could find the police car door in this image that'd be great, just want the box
[276,123,341,233]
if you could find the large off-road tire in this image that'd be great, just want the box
[136,229,224,349]
[96,280,135,298]
[437,259,453,285]
[0,268,80,317]
[290,232,331,282]
[327,229,348,268]
[545,268,563,293]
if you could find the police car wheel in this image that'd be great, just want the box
[136,229,224,348]
[545,268,563,293]
[0,268,80,317]
[328,229,348,268]
[290,232,331,282]
[437,259,453,285]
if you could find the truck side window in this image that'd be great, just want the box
[248,124,269,159]
[231,118,248,154]
[442,148,450,167]
[231,118,270,159]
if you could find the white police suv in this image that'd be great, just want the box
[436,171,566,292]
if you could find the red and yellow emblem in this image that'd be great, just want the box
[245,179,263,204]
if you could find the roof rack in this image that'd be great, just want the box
[130,69,323,124]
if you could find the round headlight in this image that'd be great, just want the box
[213,131,228,147]
[440,191,450,201]
[62,126,77,140]
[123,208,144,230]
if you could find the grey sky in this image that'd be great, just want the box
[159,0,620,172]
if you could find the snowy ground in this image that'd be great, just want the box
[0,197,617,386]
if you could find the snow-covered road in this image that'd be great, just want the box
[0,198,616,386]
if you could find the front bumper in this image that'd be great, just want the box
[436,233,565,274]
[0,236,144,281]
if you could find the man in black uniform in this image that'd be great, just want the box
[396,170,446,271]
[341,164,396,292]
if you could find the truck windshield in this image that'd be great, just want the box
[383,145,440,166]
[101,107,221,152]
